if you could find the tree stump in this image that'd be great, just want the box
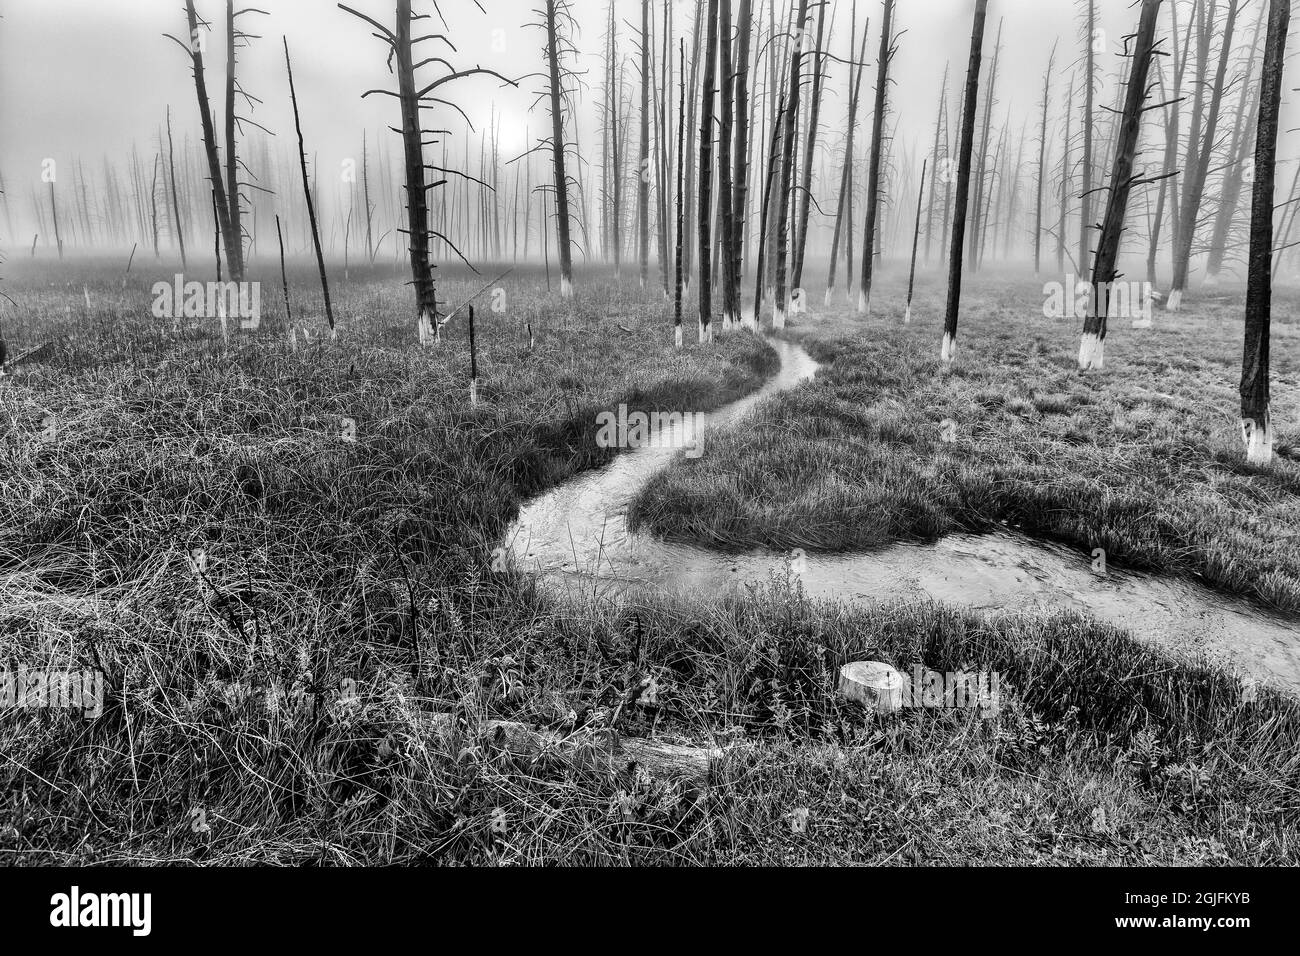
[838,661,906,714]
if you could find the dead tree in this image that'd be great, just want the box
[639,0,651,289]
[924,60,948,266]
[857,0,896,316]
[719,0,737,326]
[168,2,239,277]
[1169,0,1241,309]
[1206,5,1265,283]
[730,0,755,325]
[1078,0,1097,278]
[1146,2,1189,287]
[792,0,829,292]
[605,1,623,274]
[48,179,63,259]
[166,107,187,267]
[683,0,705,288]
[826,7,870,303]
[970,16,1002,271]
[654,0,673,296]
[543,0,576,298]
[1034,42,1057,274]
[675,37,687,347]
[284,39,334,333]
[905,158,926,323]
[1058,73,1075,272]
[149,154,161,258]
[363,130,375,263]
[941,0,988,364]
[340,0,517,341]
[773,0,812,328]
[1080,0,1163,370]
[698,0,721,341]
[1240,0,1289,464]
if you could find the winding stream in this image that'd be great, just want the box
[504,337,1300,696]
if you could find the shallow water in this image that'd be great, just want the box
[504,337,1300,696]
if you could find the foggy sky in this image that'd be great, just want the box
[0,0,1292,247]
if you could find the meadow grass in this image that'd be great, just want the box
[630,270,1300,613]
[0,259,1296,865]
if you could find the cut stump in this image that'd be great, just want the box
[838,661,906,714]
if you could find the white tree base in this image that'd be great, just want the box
[940,331,956,364]
[1078,332,1104,370]
[824,287,835,307]
[674,325,683,349]
[698,320,713,344]
[470,378,479,408]
[772,306,786,330]
[1243,414,1273,466]
[904,304,912,325]
[1166,289,1183,312]
[857,289,870,315]
[560,276,573,299]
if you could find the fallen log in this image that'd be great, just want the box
[419,711,721,786]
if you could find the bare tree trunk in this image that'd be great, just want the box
[856,0,895,315]
[905,158,926,323]
[1078,0,1096,279]
[826,9,870,302]
[1170,0,1240,309]
[1058,74,1074,272]
[1080,0,1162,370]
[1034,43,1056,275]
[656,0,673,296]
[719,0,737,326]
[545,0,575,297]
[224,0,244,278]
[683,0,704,288]
[698,0,720,341]
[941,0,988,364]
[166,107,187,268]
[48,181,63,259]
[1206,4,1265,282]
[731,0,754,327]
[970,16,1001,272]
[285,39,334,333]
[179,0,238,280]
[363,129,374,263]
[773,0,811,328]
[149,154,161,258]
[792,0,828,292]
[639,0,651,289]
[675,37,687,348]
[1241,0,1288,464]
[924,60,948,266]
[754,85,786,317]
